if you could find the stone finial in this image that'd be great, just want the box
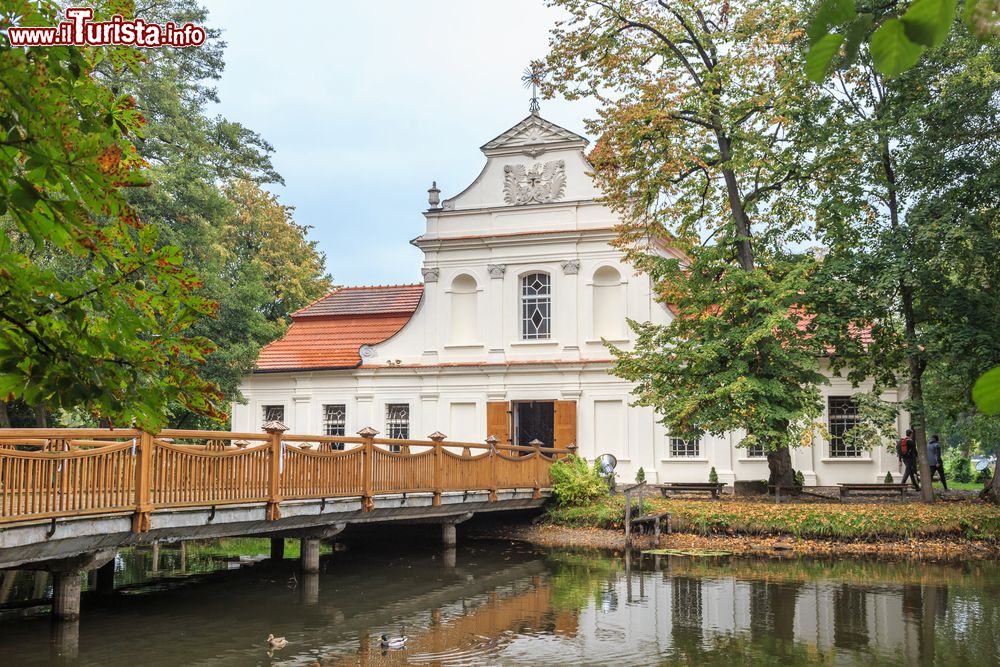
[357,426,379,438]
[529,439,544,448]
[262,420,288,434]
[487,264,506,279]
[428,181,441,209]
[427,431,447,442]
[421,267,440,283]
[561,259,580,275]
[233,439,251,449]
[567,442,578,454]
[485,435,500,449]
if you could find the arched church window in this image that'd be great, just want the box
[593,266,624,339]
[521,273,551,340]
[450,274,478,344]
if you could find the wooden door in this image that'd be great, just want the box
[553,400,577,449]
[486,401,511,445]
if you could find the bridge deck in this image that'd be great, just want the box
[0,428,567,569]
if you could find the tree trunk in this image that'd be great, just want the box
[0,401,9,429]
[908,365,935,503]
[767,446,795,487]
[33,403,47,428]
[984,463,1000,503]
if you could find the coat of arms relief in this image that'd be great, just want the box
[503,160,566,205]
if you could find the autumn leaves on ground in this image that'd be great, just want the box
[487,496,1000,560]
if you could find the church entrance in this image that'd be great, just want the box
[513,401,554,447]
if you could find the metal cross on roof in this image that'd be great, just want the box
[522,64,543,115]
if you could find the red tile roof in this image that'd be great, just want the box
[256,285,423,372]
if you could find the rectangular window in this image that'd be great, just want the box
[385,403,410,445]
[521,273,551,340]
[669,436,701,458]
[262,404,284,423]
[322,404,346,450]
[746,443,766,458]
[828,396,862,457]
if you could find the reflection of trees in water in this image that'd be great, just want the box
[671,576,703,647]
[750,580,801,644]
[545,551,621,612]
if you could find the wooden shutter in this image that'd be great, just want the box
[553,400,577,449]
[486,401,511,444]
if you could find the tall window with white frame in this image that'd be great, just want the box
[385,403,410,453]
[828,396,863,457]
[322,404,346,450]
[262,404,284,424]
[521,273,551,340]
[669,435,701,458]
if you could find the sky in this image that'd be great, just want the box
[204,0,597,287]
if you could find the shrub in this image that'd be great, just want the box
[708,466,718,484]
[976,466,993,486]
[635,467,646,483]
[884,471,894,484]
[549,455,608,507]
[952,457,973,483]
[793,470,805,487]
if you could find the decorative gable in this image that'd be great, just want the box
[481,114,588,157]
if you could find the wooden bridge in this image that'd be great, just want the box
[0,424,569,619]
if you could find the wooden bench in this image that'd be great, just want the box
[658,482,725,499]
[837,483,909,500]
[622,482,671,547]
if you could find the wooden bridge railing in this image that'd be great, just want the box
[0,427,571,532]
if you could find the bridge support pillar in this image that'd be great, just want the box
[441,523,457,548]
[300,537,321,574]
[443,547,456,568]
[301,572,320,606]
[96,558,115,594]
[42,550,114,622]
[270,537,285,561]
[53,571,82,621]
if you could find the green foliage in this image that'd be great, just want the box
[976,466,993,485]
[794,470,806,487]
[804,0,1000,81]
[973,366,1000,416]
[709,467,719,484]
[0,0,225,428]
[951,457,974,483]
[885,471,895,484]
[635,466,646,484]
[549,455,609,507]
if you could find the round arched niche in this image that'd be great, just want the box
[449,274,478,344]
[592,265,625,339]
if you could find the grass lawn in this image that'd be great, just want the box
[933,481,986,491]
[545,495,1000,541]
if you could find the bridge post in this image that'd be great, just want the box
[358,427,378,512]
[486,435,499,502]
[441,522,457,547]
[263,420,288,521]
[428,431,446,506]
[300,537,321,574]
[270,537,285,561]
[530,439,544,500]
[46,550,114,621]
[132,431,154,533]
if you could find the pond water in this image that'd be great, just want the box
[0,537,998,666]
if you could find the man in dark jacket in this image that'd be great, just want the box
[899,428,920,491]
[928,434,947,490]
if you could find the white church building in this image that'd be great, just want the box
[232,113,906,486]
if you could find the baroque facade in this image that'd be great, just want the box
[233,114,906,485]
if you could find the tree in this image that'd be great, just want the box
[0,1,224,429]
[542,0,835,486]
[806,0,1000,80]
[90,0,331,427]
[809,22,1000,501]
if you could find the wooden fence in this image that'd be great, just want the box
[0,427,570,532]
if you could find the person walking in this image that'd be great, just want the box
[928,434,948,490]
[899,428,920,491]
